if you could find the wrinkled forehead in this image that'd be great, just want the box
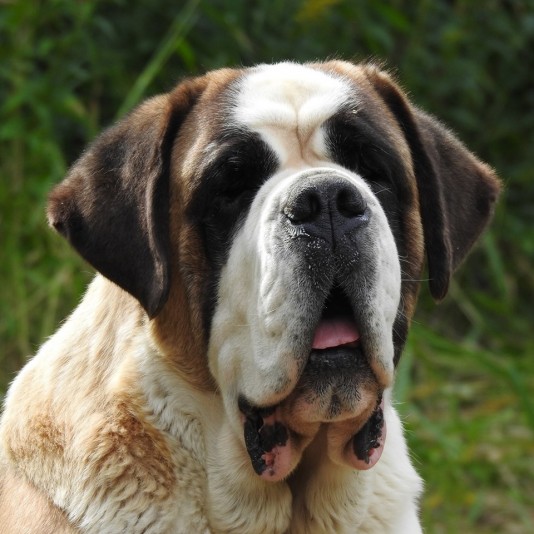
[235,62,353,131]
[175,61,406,194]
[232,62,356,165]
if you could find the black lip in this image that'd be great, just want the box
[304,346,368,379]
[243,418,289,475]
[239,396,289,475]
[352,400,384,463]
[297,346,375,420]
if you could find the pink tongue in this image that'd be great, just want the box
[312,318,360,349]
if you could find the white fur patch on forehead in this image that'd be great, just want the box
[235,62,352,139]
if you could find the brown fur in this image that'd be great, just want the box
[0,62,500,532]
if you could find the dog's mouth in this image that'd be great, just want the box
[312,284,361,350]
[238,285,387,481]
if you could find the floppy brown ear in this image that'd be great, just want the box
[365,67,501,300]
[47,79,205,318]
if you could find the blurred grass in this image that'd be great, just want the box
[1,0,533,532]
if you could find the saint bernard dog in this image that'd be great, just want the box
[0,61,500,533]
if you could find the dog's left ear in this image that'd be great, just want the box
[47,78,206,318]
[365,67,502,300]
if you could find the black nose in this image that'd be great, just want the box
[283,177,369,245]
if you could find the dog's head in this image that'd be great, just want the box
[47,61,500,481]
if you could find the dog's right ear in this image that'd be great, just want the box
[47,78,206,318]
[364,66,501,301]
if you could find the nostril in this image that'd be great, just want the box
[284,189,322,223]
[337,187,367,218]
[283,176,369,240]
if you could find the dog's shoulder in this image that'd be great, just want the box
[0,276,210,532]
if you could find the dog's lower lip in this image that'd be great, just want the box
[342,396,387,471]
[240,399,290,479]
[306,345,366,373]
[353,399,384,463]
[315,340,359,350]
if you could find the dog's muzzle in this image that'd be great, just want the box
[211,169,399,482]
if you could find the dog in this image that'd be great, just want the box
[0,61,500,533]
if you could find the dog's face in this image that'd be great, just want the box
[47,61,500,482]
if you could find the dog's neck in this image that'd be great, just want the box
[1,275,421,532]
[136,306,415,533]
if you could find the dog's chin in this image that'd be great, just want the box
[238,345,386,482]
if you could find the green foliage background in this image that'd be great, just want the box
[1,0,533,531]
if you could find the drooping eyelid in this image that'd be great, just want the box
[324,111,407,193]
[188,130,278,223]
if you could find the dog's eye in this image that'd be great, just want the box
[219,184,249,204]
[329,125,384,180]
[213,192,256,223]
[358,156,382,182]
[201,139,276,221]
[217,159,260,205]
[210,179,257,219]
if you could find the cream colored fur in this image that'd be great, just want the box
[1,276,422,533]
[0,62,433,532]
[0,60,502,533]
